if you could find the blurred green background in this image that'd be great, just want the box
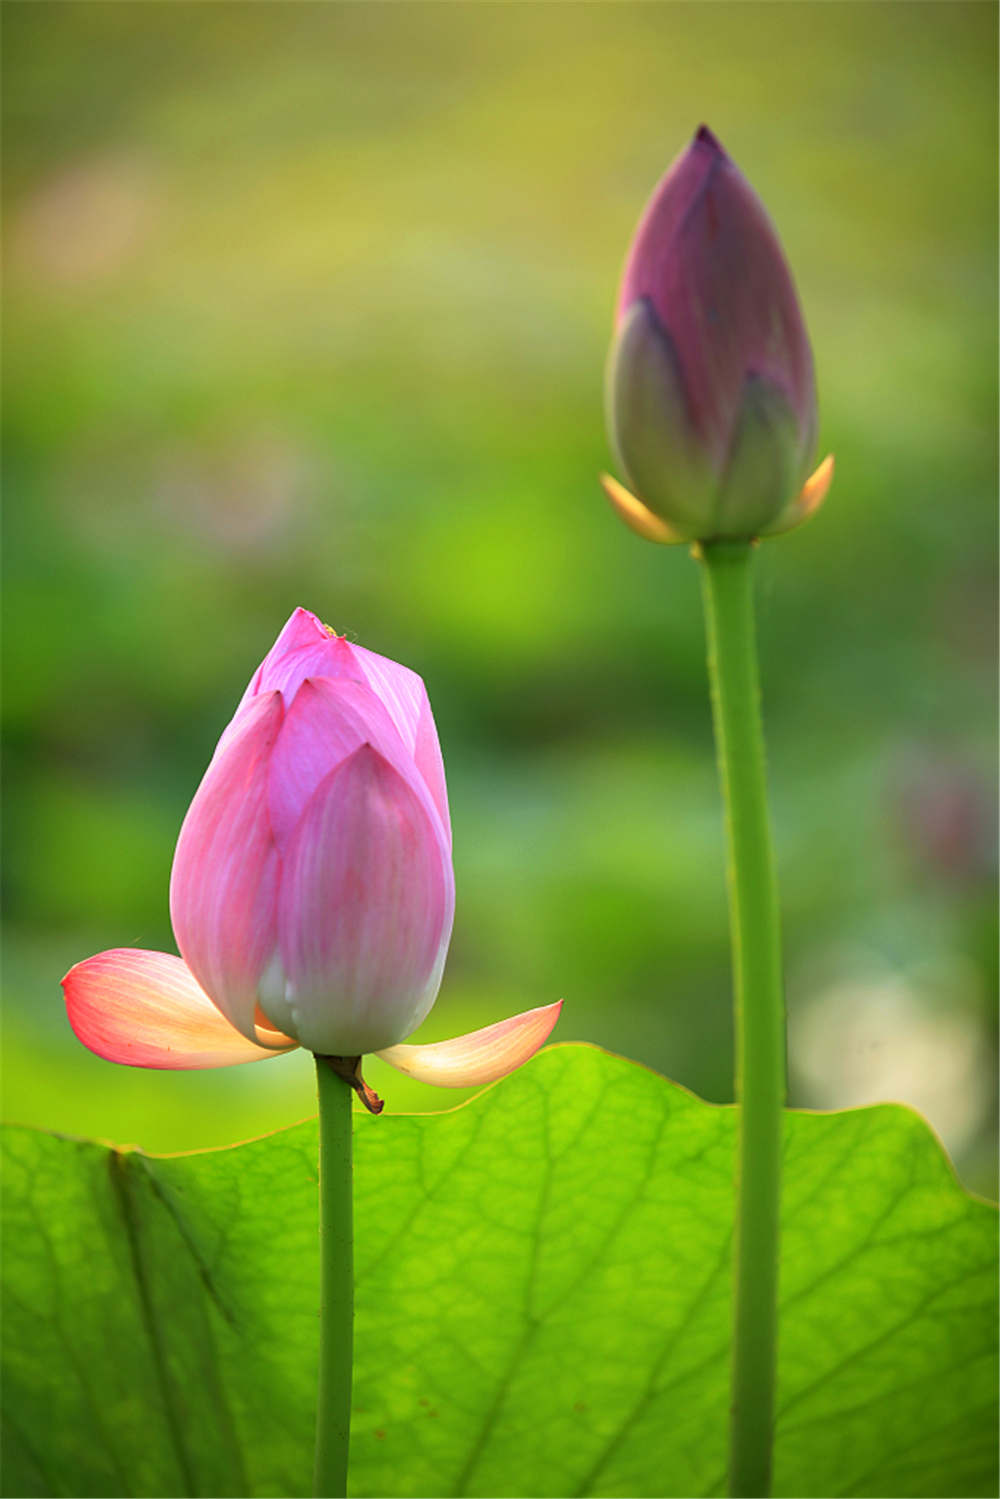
[3,2,996,1191]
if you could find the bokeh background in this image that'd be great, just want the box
[3,2,996,1192]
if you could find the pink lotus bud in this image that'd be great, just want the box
[64,609,562,1098]
[168,609,454,1057]
[603,125,833,544]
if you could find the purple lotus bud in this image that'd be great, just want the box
[603,126,833,544]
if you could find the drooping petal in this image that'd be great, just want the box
[376,1001,563,1087]
[276,743,454,1056]
[170,690,284,1046]
[599,473,689,545]
[62,949,295,1069]
[267,675,415,850]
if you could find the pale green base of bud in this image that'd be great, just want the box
[600,452,834,548]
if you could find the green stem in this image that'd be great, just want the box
[698,541,785,1499]
[314,1060,354,1499]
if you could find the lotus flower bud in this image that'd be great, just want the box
[64,608,563,1102]
[603,125,832,544]
[169,609,455,1058]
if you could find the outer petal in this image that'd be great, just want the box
[660,137,815,464]
[760,453,835,537]
[599,473,690,545]
[618,126,720,325]
[411,687,451,847]
[277,744,454,1056]
[63,949,295,1069]
[170,690,284,1046]
[376,1001,563,1087]
[714,374,802,537]
[606,299,715,532]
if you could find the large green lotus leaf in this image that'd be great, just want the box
[1,1045,995,1498]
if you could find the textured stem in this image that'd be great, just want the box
[698,540,785,1499]
[313,1060,354,1499]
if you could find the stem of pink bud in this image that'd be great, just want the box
[313,1060,354,1499]
[697,540,785,1499]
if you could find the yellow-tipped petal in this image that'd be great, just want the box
[63,949,297,1069]
[761,454,835,537]
[797,453,836,518]
[599,474,689,546]
[375,1001,562,1088]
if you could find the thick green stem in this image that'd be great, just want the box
[313,1061,354,1499]
[698,541,785,1499]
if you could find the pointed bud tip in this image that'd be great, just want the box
[694,124,726,156]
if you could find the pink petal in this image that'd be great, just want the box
[170,691,283,1045]
[211,609,334,761]
[267,676,419,850]
[409,680,451,848]
[376,1001,563,1087]
[63,949,295,1069]
[262,633,365,709]
[260,604,331,663]
[227,609,451,843]
[278,743,454,1057]
[350,640,424,741]
[229,609,365,721]
[332,640,451,844]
